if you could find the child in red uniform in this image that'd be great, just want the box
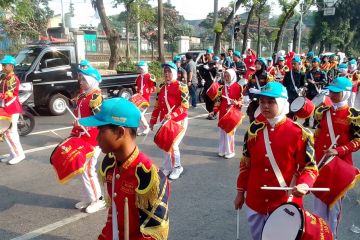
[150,62,189,180]
[313,77,360,239]
[135,61,156,135]
[0,55,25,165]
[234,82,318,240]
[71,67,106,213]
[211,68,242,159]
[79,98,170,240]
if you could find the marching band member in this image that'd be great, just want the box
[135,61,156,136]
[231,51,247,81]
[269,56,289,83]
[234,82,318,240]
[266,57,274,73]
[173,55,187,83]
[313,77,360,239]
[150,62,189,180]
[321,55,332,72]
[336,63,348,78]
[282,56,306,118]
[327,54,339,82]
[245,57,272,123]
[211,68,242,159]
[244,48,257,79]
[347,59,360,107]
[79,98,170,240]
[0,56,25,165]
[304,56,327,128]
[72,67,106,213]
[304,51,315,73]
[79,59,92,69]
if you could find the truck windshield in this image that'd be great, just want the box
[15,48,42,71]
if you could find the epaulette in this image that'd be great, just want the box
[349,107,360,126]
[99,153,116,179]
[158,83,165,93]
[178,81,188,93]
[247,121,265,141]
[314,105,330,122]
[135,163,160,209]
[293,121,314,142]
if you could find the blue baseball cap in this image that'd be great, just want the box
[278,56,285,61]
[337,63,348,70]
[266,57,273,62]
[307,51,315,57]
[161,62,178,71]
[312,56,320,63]
[206,48,214,54]
[292,55,301,63]
[136,60,148,67]
[256,57,267,66]
[173,55,182,63]
[326,77,352,93]
[348,59,357,65]
[233,51,241,58]
[79,98,141,128]
[213,56,220,62]
[79,59,91,67]
[0,55,16,65]
[78,67,101,82]
[258,82,288,99]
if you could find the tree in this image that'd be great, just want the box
[241,2,256,53]
[273,0,300,53]
[0,0,53,41]
[92,0,120,70]
[213,0,246,55]
[292,0,314,53]
[157,0,165,63]
[254,0,268,55]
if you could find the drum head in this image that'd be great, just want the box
[290,97,305,112]
[261,203,303,240]
[311,94,325,107]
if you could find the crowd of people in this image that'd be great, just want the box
[0,45,359,239]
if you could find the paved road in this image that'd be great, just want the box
[0,105,360,240]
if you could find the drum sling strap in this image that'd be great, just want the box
[140,74,144,95]
[290,70,299,93]
[164,84,171,113]
[254,75,261,90]
[111,170,119,240]
[263,127,287,188]
[326,110,337,147]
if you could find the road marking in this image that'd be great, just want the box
[9,213,89,240]
[29,127,72,136]
[1,144,59,158]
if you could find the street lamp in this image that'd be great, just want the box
[298,0,304,53]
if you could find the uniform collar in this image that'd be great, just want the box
[110,146,140,170]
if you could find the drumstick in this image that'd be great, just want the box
[236,209,240,240]
[222,95,243,106]
[261,186,330,192]
[317,135,340,168]
[200,104,210,113]
[124,197,129,240]
[50,130,64,140]
[65,104,91,137]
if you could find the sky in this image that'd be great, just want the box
[49,0,282,22]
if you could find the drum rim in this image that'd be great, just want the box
[261,202,304,240]
[290,96,306,112]
[311,94,325,107]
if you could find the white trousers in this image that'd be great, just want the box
[218,128,235,155]
[246,207,268,240]
[162,118,188,171]
[349,92,357,107]
[313,197,343,240]
[139,108,149,132]
[81,146,102,202]
[4,113,24,158]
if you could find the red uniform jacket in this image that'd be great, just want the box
[237,119,318,214]
[348,70,360,93]
[0,72,22,114]
[150,81,189,124]
[71,89,102,147]
[269,65,289,82]
[213,82,243,120]
[244,54,257,79]
[98,148,169,240]
[314,105,360,165]
[135,73,156,102]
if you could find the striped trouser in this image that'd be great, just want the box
[4,113,24,158]
[81,146,102,202]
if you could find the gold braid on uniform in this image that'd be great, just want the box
[247,121,265,142]
[240,131,250,168]
[213,85,224,111]
[179,82,189,109]
[349,107,360,143]
[90,91,102,114]
[6,74,16,98]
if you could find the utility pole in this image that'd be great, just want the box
[213,0,218,44]
[61,0,65,27]
[137,4,141,61]
[231,1,235,49]
[298,0,304,53]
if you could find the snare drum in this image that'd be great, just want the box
[290,97,315,119]
[218,106,245,134]
[50,137,95,184]
[261,202,333,240]
[313,155,360,207]
[311,94,332,108]
[154,119,184,152]
[130,93,150,109]
[206,82,221,101]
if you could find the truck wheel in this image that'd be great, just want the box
[118,88,133,100]
[48,94,68,116]
[18,111,35,136]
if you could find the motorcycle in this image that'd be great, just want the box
[18,82,35,136]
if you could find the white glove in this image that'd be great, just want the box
[294,183,309,195]
[249,88,261,94]
[243,95,251,104]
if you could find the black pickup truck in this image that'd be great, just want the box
[14,41,137,115]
